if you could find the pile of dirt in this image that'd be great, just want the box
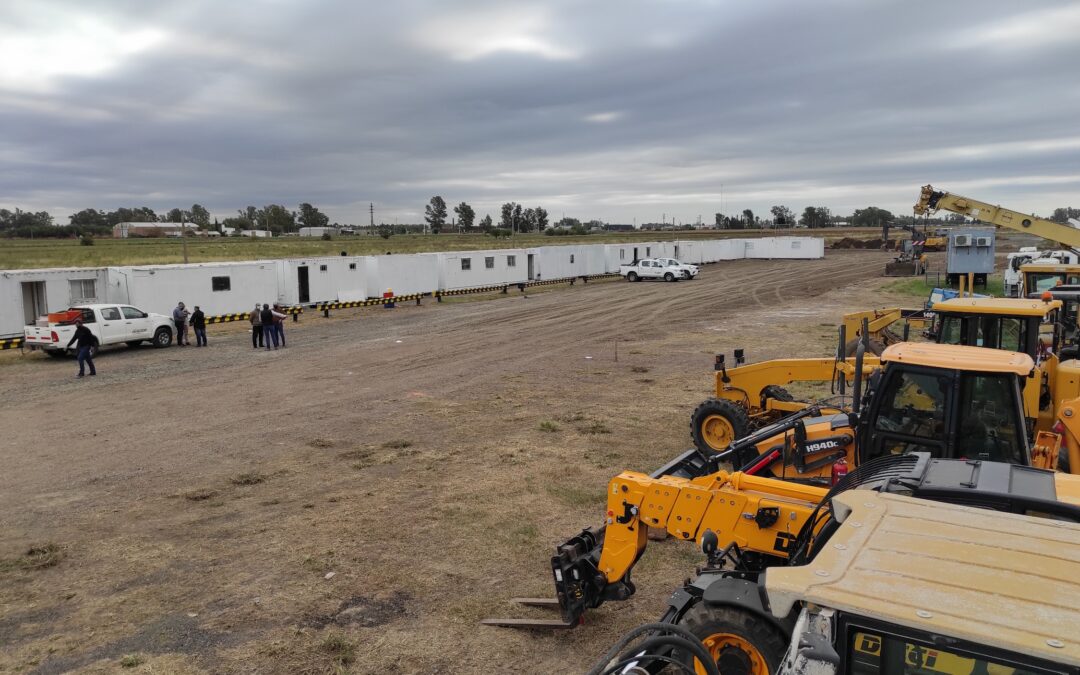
[831,237,886,249]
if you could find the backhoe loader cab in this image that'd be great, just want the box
[694,342,1041,482]
[1023,262,1080,296]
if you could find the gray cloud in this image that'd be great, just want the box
[2,0,1079,224]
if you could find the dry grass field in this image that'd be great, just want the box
[1,250,919,674]
[0,228,885,269]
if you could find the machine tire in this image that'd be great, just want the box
[152,327,173,348]
[691,399,751,456]
[664,272,676,282]
[760,385,794,408]
[843,337,885,357]
[627,272,639,282]
[677,602,787,675]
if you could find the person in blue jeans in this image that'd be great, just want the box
[66,318,97,377]
[271,304,287,347]
[260,304,278,350]
[191,306,207,346]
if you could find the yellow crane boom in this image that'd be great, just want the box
[914,184,1080,250]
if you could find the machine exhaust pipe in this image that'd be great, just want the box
[851,318,869,413]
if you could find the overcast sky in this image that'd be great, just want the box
[3,0,1079,225]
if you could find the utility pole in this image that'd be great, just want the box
[180,211,189,264]
[369,203,374,229]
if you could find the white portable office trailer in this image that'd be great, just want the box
[277,257,369,305]
[525,244,607,280]
[106,261,279,317]
[436,249,528,290]
[0,267,110,337]
[366,253,439,298]
[744,237,824,259]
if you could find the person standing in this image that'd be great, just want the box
[191,306,207,347]
[172,301,190,346]
[249,303,263,349]
[271,304,287,348]
[260,303,278,350]
[66,318,97,378]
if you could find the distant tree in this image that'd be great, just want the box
[190,204,211,228]
[513,203,524,232]
[377,223,393,239]
[69,209,109,229]
[534,207,549,231]
[770,205,795,226]
[0,208,54,232]
[221,216,252,231]
[163,208,192,223]
[260,204,296,233]
[241,206,259,224]
[454,202,476,231]
[478,214,493,233]
[714,213,724,227]
[1051,207,1080,224]
[105,207,158,225]
[522,208,536,233]
[425,196,448,234]
[742,209,754,225]
[555,217,581,229]
[851,206,895,228]
[800,206,833,228]
[500,202,519,231]
[298,202,330,229]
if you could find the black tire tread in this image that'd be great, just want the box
[678,602,787,675]
[690,398,751,455]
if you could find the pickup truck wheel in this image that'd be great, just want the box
[676,602,786,675]
[152,327,173,348]
[664,272,676,282]
[627,272,639,282]
[691,399,751,456]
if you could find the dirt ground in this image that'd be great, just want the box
[0,250,905,674]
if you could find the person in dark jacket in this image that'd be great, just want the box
[260,303,278,350]
[66,318,97,377]
[191,306,207,347]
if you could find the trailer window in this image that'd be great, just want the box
[461,258,471,271]
[485,257,494,269]
[507,255,516,267]
[211,276,231,292]
[348,263,357,270]
[69,279,97,303]
[570,254,575,264]
[319,265,328,272]
[849,629,1055,675]
[620,250,625,260]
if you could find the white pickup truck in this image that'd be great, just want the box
[24,304,175,357]
[619,257,699,282]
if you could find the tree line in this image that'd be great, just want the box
[0,202,333,238]
[421,196,549,236]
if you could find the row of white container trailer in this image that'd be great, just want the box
[0,238,824,337]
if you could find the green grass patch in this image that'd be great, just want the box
[319,632,356,668]
[119,654,144,668]
[883,274,1004,298]
[537,420,560,433]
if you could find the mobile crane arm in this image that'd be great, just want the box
[915,185,1080,251]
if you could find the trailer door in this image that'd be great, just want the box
[298,266,310,303]
[21,281,47,326]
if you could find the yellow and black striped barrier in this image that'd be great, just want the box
[315,293,430,312]
[0,337,24,350]
[206,305,303,325]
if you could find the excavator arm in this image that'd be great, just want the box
[915,185,1080,250]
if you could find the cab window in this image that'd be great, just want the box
[100,307,121,321]
[955,373,1024,464]
[121,307,145,320]
[938,316,963,345]
[849,629,1054,675]
[874,371,946,439]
